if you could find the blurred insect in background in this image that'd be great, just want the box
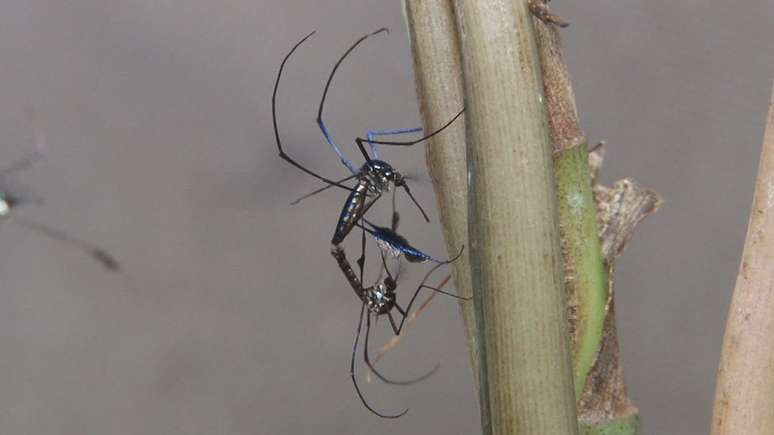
[0,135,119,272]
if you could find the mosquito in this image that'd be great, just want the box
[331,243,468,418]
[0,151,119,272]
[272,29,464,248]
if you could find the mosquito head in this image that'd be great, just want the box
[366,281,396,315]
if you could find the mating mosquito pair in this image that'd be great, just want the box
[273,29,467,417]
[0,147,119,272]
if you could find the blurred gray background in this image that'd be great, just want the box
[0,1,771,434]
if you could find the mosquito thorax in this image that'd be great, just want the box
[366,282,396,314]
[362,160,399,193]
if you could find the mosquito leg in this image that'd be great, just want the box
[317,28,389,171]
[366,127,422,160]
[364,309,438,385]
[419,285,472,300]
[272,31,356,192]
[396,262,446,333]
[357,223,367,285]
[387,311,401,335]
[289,173,358,205]
[10,216,119,272]
[378,250,390,278]
[350,302,407,418]
[356,108,463,147]
[391,188,400,231]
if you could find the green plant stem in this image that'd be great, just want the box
[532,8,608,399]
[454,1,578,433]
[553,143,608,398]
[579,414,640,435]
[531,12,639,433]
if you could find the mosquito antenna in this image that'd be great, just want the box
[364,308,439,385]
[11,216,120,272]
[272,31,355,192]
[355,108,463,147]
[317,28,389,166]
[289,173,359,205]
[350,301,407,418]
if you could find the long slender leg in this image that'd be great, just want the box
[366,127,422,159]
[350,301,407,418]
[390,188,400,231]
[394,263,447,335]
[377,249,391,284]
[11,216,119,272]
[355,108,464,148]
[272,31,355,192]
[289,173,358,205]
[367,127,423,144]
[387,311,402,334]
[316,28,389,172]
[357,224,367,285]
[417,284,472,301]
[364,308,438,385]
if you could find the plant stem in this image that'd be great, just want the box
[711,82,774,434]
[532,12,640,432]
[454,1,578,433]
[531,8,608,399]
[553,142,608,398]
[579,414,640,435]
[401,2,489,433]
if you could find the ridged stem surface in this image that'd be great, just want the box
[454,1,579,433]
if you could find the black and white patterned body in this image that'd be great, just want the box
[330,160,403,245]
[330,244,397,314]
